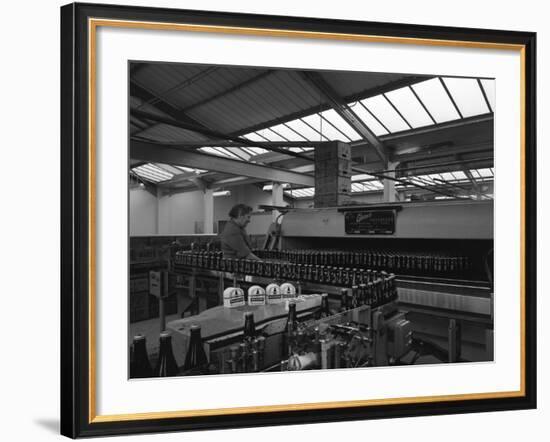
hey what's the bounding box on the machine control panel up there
[344,210,396,235]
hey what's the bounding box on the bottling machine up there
[163,199,493,375]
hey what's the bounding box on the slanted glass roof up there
[176,166,206,174]
[302,114,344,142]
[284,119,327,141]
[200,146,242,160]
[133,75,495,187]
[384,86,434,128]
[352,173,376,181]
[319,109,361,141]
[398,168,494,191]
[361,95,410,132]
[411,78,461,123]
[132,163,174,183]
[199,146,250,161]
[480,79,495,112]
[349,102,389,136]
[441,77,490,118]
[239,76,494,154]
[243,132,267,143]
[285,187,315,198]
[256,128,287,142]
[268,123,308,142]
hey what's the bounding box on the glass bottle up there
[318,293,331,318]
[243,312,256,340]
[282,302,298,358]
[339,288,348,312]
[155,331,179,377]
[183,325,208,373]
[130,334,152,378]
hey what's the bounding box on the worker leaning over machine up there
[219,204,261,261]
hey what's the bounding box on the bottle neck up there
[288,305,297,322]
[244,317,255,337]
[189,328,202,344]
[159,337,172,354]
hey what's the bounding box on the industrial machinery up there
[160,199,494,376]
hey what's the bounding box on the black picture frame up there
[61,2,537,438]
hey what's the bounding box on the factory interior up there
[128,61,494,377]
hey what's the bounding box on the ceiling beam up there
[181,70,274,113]
[130,109,314,162]
[131,140,315,187]
[135,67,218,110]
[130,81,219,140]
[299,71,387,162]
[392,141,493,163]
[136,141,323,149]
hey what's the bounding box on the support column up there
[272,182,284,221]
[155,187,162,234]
[203,188,214,234]
[383,161,399,203]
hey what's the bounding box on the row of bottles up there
[130,325,208,378]
[339,272,398,311]
[254,249,472,277]
[175,250,394,288]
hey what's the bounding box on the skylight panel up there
[348,102,389,136]
[200,146,231,158]
[290,189,305,197]
[480,79,496,112]
[133,163,173,183]
[476,168,493,178]
[212,147,240,159]
[269,123,308,142]
[242,132,267,142]
[302,114,345,141]
[442,77,490,117]
[469,169,481,179]
[139,164,173,180]
[352,173,375,181]
[285,118,328,141]
[412,78,461,123]
[451,171,467,180]
[244,146,269,155]
[427,173,444,181]
[352,183,363,192]
[319,109,362,141]
[176,166,206,174]
[411,174,436,186]
[384,87,434,128]
[370,181,384,189]
[256,128,286,142]
[439,172,455,181]
[361,95,410,133]
[239,147,259,157]
[200,146,250,161]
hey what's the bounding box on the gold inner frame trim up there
[87,18,527,424]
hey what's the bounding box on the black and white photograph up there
[128,62,496,378]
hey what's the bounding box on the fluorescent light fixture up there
[213,190,231,197]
